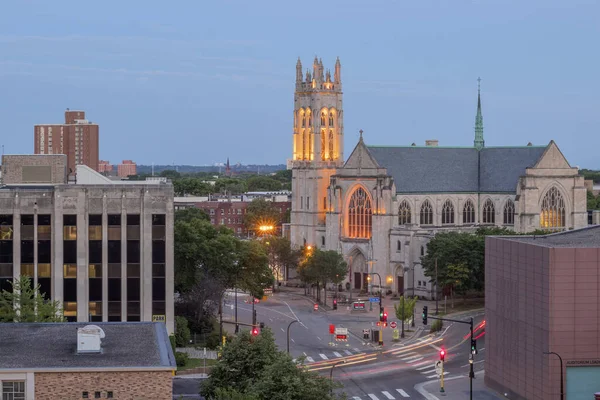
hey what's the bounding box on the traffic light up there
[422,306,428,325]
[382,310,388,323]
[333,298,338,310]
[379,306,384,322]
[251,326,259,336]
[471,339,477,355]
[440,348,446,362]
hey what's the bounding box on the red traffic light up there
[440,348,446,361]
[252,327,259,336]
[383,312,388,322]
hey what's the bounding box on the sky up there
[1,0,599,167]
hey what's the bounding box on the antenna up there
[152,163,154,177]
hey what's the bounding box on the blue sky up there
[1,0,598,167]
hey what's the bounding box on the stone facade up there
[1,154,67,185]
[34,371,173,400]
[290,57,587,298]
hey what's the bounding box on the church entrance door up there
[397,276,404,296]
[354,272,361,290]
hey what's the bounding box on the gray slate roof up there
[0,322,176,370]
[500,225,600,248]
[367,145,546,193]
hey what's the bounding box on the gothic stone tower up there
[290,56,344,248]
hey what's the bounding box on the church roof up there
[366,145,546,193]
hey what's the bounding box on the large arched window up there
[420,200,433,225]
[442,199,455,225]
[398,199,411,225]
[329,112,334,127]
[483,199,495,224]
[463,199,475,224]
[320,131,326,161]
[540,187,565,229]
[321,112,326,126]
[329,130,334,159]
[503,199,515,225]
[347,187,372,238]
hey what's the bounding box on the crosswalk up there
[350,388,412,399]
[388,348,451,380]
[295,347,364,364]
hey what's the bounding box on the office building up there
[117,160,137,177]
[34,109,100,173]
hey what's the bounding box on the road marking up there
[269,318,273,322]
[400,355,421,361]
[291,339,295,343]
[382,391,395,399]
[319,354,328,360]
[480,347,485,351]
[412,360,429,367]
[283,301,307,328]
[306,356,314,362]
[281,328,285,332]
[420,368,436,374]
[368,394,380,400]
[353,347,361,353]
[396,389,410,397]
[461,359,485,368]
[428,342,442,351]
[416,365,433,371]
[317,337,322,341]
[426,372,449,378]
[333,351,342,357]
[344,350,353,356]
[406,357,424,364]
[353,397,361,400]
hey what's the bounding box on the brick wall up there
[35,371,173,400]
[1,154,67,184]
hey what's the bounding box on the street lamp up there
[330,360,346,395]
[543,351,564,400]
[287,320,299,354]
[366,259,377,311]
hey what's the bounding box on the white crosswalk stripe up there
[400,354,421,361]
[319,354,328,360]
[412,360,429,368]
[368,394,380,400]
[345,350,353,356]
[352,397,361,400]
[396,389,410,398]
[416,364,433,371]
[306,356,314,363]
[406,357,424,364]
[382,390,395,399]
[426,372,449,379]
[333,351,342,357]
[420,367,436,374]
[353,347,361,353]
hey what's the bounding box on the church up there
[289,56,587,299]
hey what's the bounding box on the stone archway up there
[348,250,368,290]
[393,264,405,296]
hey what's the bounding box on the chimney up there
[77,325,105,354]
[425,140,439,147]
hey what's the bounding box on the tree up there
[264,237,300,283]
[588,190,599,210]
[214,178,248,195]
[200,328,343,400]
[176,207,210,223]
[246,176,283,192]
[243,198,282,232]
[394,296,418,329]
[0,276,65,322]
[301,249,347,306]
[443,263,471,308]
[174,316,191,347]
[236,240,273,299]
[173,177,213,196]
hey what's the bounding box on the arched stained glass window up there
[321,112,326,126]
[329,112,334,127]
[463,199,475,224]
[328,130,334,160]
[320,130,326,160]
[398,200,411,225]
[503,199,515,225]
[540,187,565,229]
[420,200,433,225]
[442,199,454,225]
[483,199,495,224]
[347,187,372,239]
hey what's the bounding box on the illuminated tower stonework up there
[290,56,344,248]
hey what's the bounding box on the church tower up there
[290,56,344,248]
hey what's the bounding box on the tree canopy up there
[0,276,65,322]
[200,328,344,400]
[244,198,285,231]
[298,249,347,305]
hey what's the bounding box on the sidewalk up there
[416,371,503,400]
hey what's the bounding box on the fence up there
[176,348,218,359]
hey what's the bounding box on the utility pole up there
[234,285,239,334]
[435,258,439,315]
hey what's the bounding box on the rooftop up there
[0,322,175,371]
[496,225,600,248]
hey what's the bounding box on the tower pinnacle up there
[474,77,484,150]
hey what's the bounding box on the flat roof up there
[495,225,600,248]
[0,322,175,370]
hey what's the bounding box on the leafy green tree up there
[176,207,210,223]
[264,237,300,283]
[175,316,192,347]
[211,388,259,400]
[394,296,418,329]
[174,177,213,196]
[244,198,282,232]
[200,328,343,400]
[0,276,65,322]
[236,240,273,299]
[246,176,283,192]
[587,190,599,210]
[160,169,181,179]
[301,249,347,306]
[443,263,471,308]
[214,178,248,195]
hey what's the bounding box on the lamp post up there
[543,351,564,400]
[366,259,377,311]
[287,320,299,354]
[330,360,346,395]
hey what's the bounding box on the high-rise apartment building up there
[118,160,137,177]
[34,109,100,173]
[98,160,113,174]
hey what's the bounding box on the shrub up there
[175,351,189,367]
[430,319,443,333]
[175,316,191,347]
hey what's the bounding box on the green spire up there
[474,77,484,150]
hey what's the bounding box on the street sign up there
[329,324,336,334]
[393,329,399,340]
[390,321,397,329]
[352,301,367,311]
[334,327,348,335]
[369,297,380,303]
[435,361,442,376]
[363,329,370,339]
[264,287,273,295]
[152,315,165,323]
[314,303,319,311]
[335,334,348,341]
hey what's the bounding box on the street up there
[175,289,495,400]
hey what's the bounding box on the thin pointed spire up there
[474,77,485,150]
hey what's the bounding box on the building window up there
[329,112,334,126]
[503,199,515,225]
[321,236,325,246]
[347,187,372,239]
[210,209,215,215]
[463,199,475,224]
[323,197,327,210]
[321,112,326,126]
[2,381,25,399]
[441,200,455,225]
[398,200,411,225]
[482,199,495,224]
[397,240,401,252]
[300,196,303,210]
[420,200,433,225]
[82,392,89,399]
[306,197,310,210]
[540,186,566,229]
[421,246,425,256]
[107,392,114,399]
[95,391,101,398]
[221,209,224,215]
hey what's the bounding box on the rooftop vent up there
[77,325,106,354]
[411,143,416,147]
[425,140,439,147]
[527,142,533,146]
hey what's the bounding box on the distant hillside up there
[137,164,287,175]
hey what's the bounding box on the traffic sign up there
[369,297,380,303]
[435,361,442,376]
[352,301,366,311]
[329,324,336,334]
[390,321,397,329]
[314,303,319,311]
[334,327,348,335]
